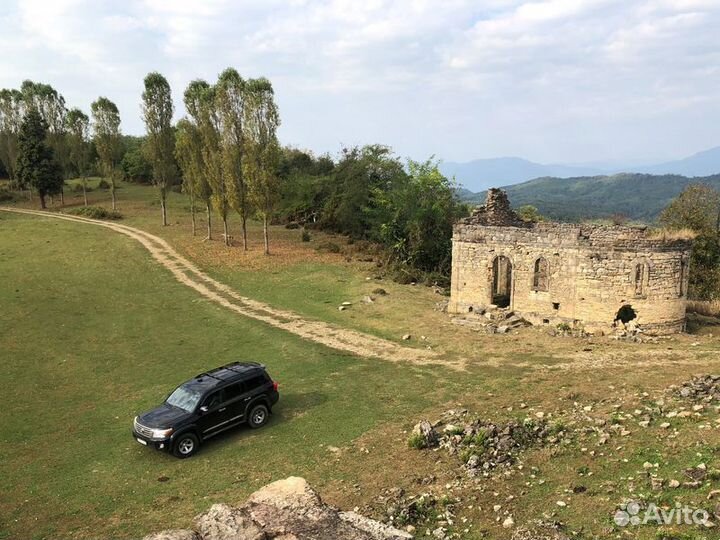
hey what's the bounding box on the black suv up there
[132,362,279,458]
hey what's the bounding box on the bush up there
[407,433,427,450]
[301,229,311,242]
[316,241,340,253]
[0,189,15,202]
[285,222,300,230]
[71,183,93,193]
[68,206,122,220]
[96,179,110,189]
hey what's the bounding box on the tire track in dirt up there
[1,207,444,366]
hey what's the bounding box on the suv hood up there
[138,403,192,428]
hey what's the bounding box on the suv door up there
[219,381,248,426]
[196,389,231,438]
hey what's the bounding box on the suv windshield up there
[166,385,202,412]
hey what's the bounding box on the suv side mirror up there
[199,406,209,414]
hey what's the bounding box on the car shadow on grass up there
[187,390,328,457]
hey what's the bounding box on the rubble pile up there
[371,489,459,540]
[672,375,720,402]
[409,410,567,474]
[451,306,531,334]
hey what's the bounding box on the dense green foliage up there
[15,109,63,208]
[68,205,123,220]
[659,184,720,300]
[461,173,720,222]
[277,146,468,279]
[120,136,152,182]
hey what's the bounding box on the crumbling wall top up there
[460,187,529,227]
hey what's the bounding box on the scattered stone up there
[372,288,388,296]
[143,531,202,540]
[362,295,375,304]
[342,301,353,306]
[669,479,681,488]
[338,305,348,311]
[402,334,412,341]
[503,516,515,528]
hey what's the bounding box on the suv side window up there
[223,382,244,402]
[202,390,223,410]
[244,373,268,392]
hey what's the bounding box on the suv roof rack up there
[194,361,265,382]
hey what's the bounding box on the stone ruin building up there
[449,188,693,334]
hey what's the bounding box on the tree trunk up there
[60,188,64,206]
[206,203,212,240]
[241,215,248,251]
[111,180,117,210]
[223,217,230,246]
[82,177,88,206]
[263,215,269,255]
[160,189,167,226]
[190,193,196,236]
[39,194,46,209]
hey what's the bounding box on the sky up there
[1,0,719,165]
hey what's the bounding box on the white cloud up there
[0,0,718,162]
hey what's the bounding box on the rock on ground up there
[144,477,412,540]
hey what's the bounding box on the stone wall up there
[449,191,693,334]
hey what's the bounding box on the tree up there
[91,97,123,210]
[141,72,177,226]
[376,158,465,276]
[16,109,63,209]
[243,78,280,254]
[516,205,544,223]
[176,119,203,236]
[216,68,249,249]
[21,81,69,203]
[195,81,233,245]
[0,89,23,185]
[182,80,216,240]
[65,108,91,206]
[659,183,720,299]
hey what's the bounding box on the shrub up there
[407,433,427,450]
[556,322,571,332]
[301,229,311,242]
[0,189,14,202]
[316,241,341,253]
[96,179,110,189]
[71,183,93,193]
[68,206,122,220]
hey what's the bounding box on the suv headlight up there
[151,427,174,439]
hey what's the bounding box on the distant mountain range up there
[441,146,720,192]
[460,172,720,222]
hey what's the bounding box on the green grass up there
[0,212,491,539]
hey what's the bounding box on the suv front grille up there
[134,419,154,438]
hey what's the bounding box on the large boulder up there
[146,477,412,540]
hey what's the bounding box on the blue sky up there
[1,0,718,164]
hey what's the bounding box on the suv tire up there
[248,404,269,429]
[173,432,199,458]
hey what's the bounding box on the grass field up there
[2,182,720,539]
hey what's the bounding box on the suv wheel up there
[173,432,199,458]
[248,404,269,429]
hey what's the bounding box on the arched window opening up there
[533,257,549,292]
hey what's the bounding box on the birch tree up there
[65,108,91,206]
[141,72,176,226]
[91,97,122,210]
[243,78,281,255]
[216,68,249,249]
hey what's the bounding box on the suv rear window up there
[244,374,268,391]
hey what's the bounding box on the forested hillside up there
[461,173,720,222]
